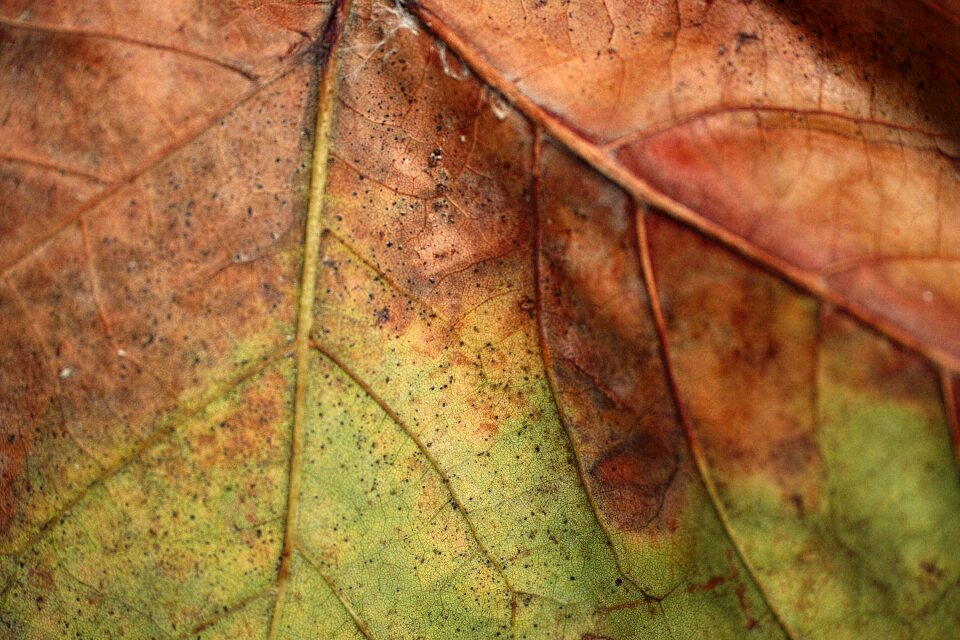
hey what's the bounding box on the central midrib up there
[267,0,353,637]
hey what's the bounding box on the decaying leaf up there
[1,0,958,638]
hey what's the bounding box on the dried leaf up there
[1,0,958,638]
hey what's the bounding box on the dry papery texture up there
[0,0,958,638]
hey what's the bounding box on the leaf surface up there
[1,0,959,638]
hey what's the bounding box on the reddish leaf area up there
[0,1,331,546]
[414,0,960,369]
[0,2,328,270]
[646,212,823,485]
[536,144,688,536]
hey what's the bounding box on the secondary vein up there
[635,209,797,640]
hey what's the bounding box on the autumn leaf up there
[1,0,959,638]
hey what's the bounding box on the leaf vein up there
[409,2,960,371]
[0,16,260,80]
[0,346,290,561]
[297,547,376,640]
[0,62,310,277]
[268,0,352,636]
[312,341,519,630]
[635,208,798,639]
[173,587,274,640]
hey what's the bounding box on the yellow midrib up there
[267,1,353,637]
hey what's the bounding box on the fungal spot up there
[518,296,535,317]
[735,31,760,52]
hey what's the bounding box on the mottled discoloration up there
[2,359,294,638]
[650,212,960,636]
[416,0,960,368]
[647,213,824,490]
[300,3,725,635]
[535,144,688,537]
[0,282,54,534]
[2,0,960,637]
[534,144,784,631]
[0,10,324,555]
